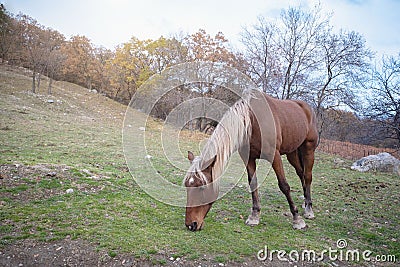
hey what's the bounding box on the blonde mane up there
[184,94,252,188]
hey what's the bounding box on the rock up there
[395,165,400,176]
[46,172,57,177]
[66,188,74,194]
[351,152,400,174]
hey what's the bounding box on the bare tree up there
[366,54,400,148]
[241,5,329,99]
[241,5,373,140]
[316,31,372,109]
[240,16,281,94]
[311,30,373,136]
[277,5,329,99]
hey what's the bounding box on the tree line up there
[1,4,399,149]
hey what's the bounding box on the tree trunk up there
[32,72,36,93]
[48,78,53,95]
[37,72,41,90]
[87,76,92,90]
[394,108,400,148]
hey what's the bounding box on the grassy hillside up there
[0,65,399,266]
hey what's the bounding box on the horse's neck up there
[202,101,251,181]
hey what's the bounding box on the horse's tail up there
[309,105,320,149]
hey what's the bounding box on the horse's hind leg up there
[244,158,260,226]
[273,151,306,229]
[286,150,305,194]
[300,141,316,219]
[287,150,314,219]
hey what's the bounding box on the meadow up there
[0,66,399,266]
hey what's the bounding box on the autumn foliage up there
[0,6,241,105]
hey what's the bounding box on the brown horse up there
[183,90,318,231]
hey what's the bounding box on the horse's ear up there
[188,151,195,163]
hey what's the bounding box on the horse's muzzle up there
[187,221,198,231]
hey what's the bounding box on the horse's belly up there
[278,115,309,154]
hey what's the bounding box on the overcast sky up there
[3,0,400,57]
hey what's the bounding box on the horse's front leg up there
[245,158,260,226]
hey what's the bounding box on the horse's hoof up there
[245,215,260,226]
[304,207,315,219]
[293,218,307,230]
[304,210,315,220]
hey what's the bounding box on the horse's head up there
[184,151,217,231]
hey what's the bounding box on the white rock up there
[351,152,400,174]
[66,188,74,194]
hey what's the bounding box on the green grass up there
[0,66,399,266]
